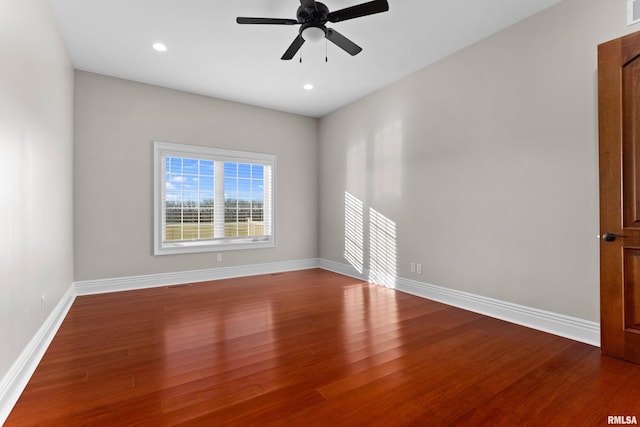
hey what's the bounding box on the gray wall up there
[319,0,637,322]
[74,71,318,281]
[0,0,74,377]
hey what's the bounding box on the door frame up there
[598,30,640,363]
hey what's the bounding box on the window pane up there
[200,160,214,176]
[252,164,264,179]
[165,224,182,241]
[183,192,198,203]
[238,163,251,178]
[224,162,237,176]
[251,180,264,200]
[165,205,181,224]
[199,206,213,223]
[200,176,213,191]
[182,224,198,239]
[183,158,198,175]
[252,209,263,222]
[225,177,237,194]
[236,192,249,204]
[238,179,251,198]
[199,224,214,238]
[225,203,237,222]
[200,193,213,204]
[169,157,182,174]
[166,172,182,186]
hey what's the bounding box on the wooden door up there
[599,30,640,364]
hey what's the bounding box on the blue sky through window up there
[165,157,214,204]
[165,157,265,203]
[223,162,264,202]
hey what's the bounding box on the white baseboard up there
[74,258,320,295]
[0,285,76,426]
[319,259,600,347]
[396,276,600,347]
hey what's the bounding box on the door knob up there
[603,233,617,242]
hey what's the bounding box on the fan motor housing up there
[297,2,329,23]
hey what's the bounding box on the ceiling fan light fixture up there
[301,26,325,42]
[236,0,389,60]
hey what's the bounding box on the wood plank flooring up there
[6,269,640,426]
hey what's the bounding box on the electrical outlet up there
[40,295,46,313]
[416,264,423,274]
[410,262,416,273]
[217,253,223,262]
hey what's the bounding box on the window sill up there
[154,238,275,256]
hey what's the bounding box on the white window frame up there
[154,141,276,255]
[630,0,640,25]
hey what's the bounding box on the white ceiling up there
[49,0,563,118]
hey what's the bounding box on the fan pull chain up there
[325,39,328,62]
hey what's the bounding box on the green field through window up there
[165,222,265,241]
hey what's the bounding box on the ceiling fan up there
[236,0,389,60]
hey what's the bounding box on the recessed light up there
[152,42,167,52]
[303,84,314,90]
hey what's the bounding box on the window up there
[154,141,275,255]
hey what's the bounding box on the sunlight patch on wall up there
[347,138,366,196]
[369,207,397,288]
[373,121,403,201]
[345,191,364,274]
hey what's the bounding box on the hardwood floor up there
[6,269,640,426]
